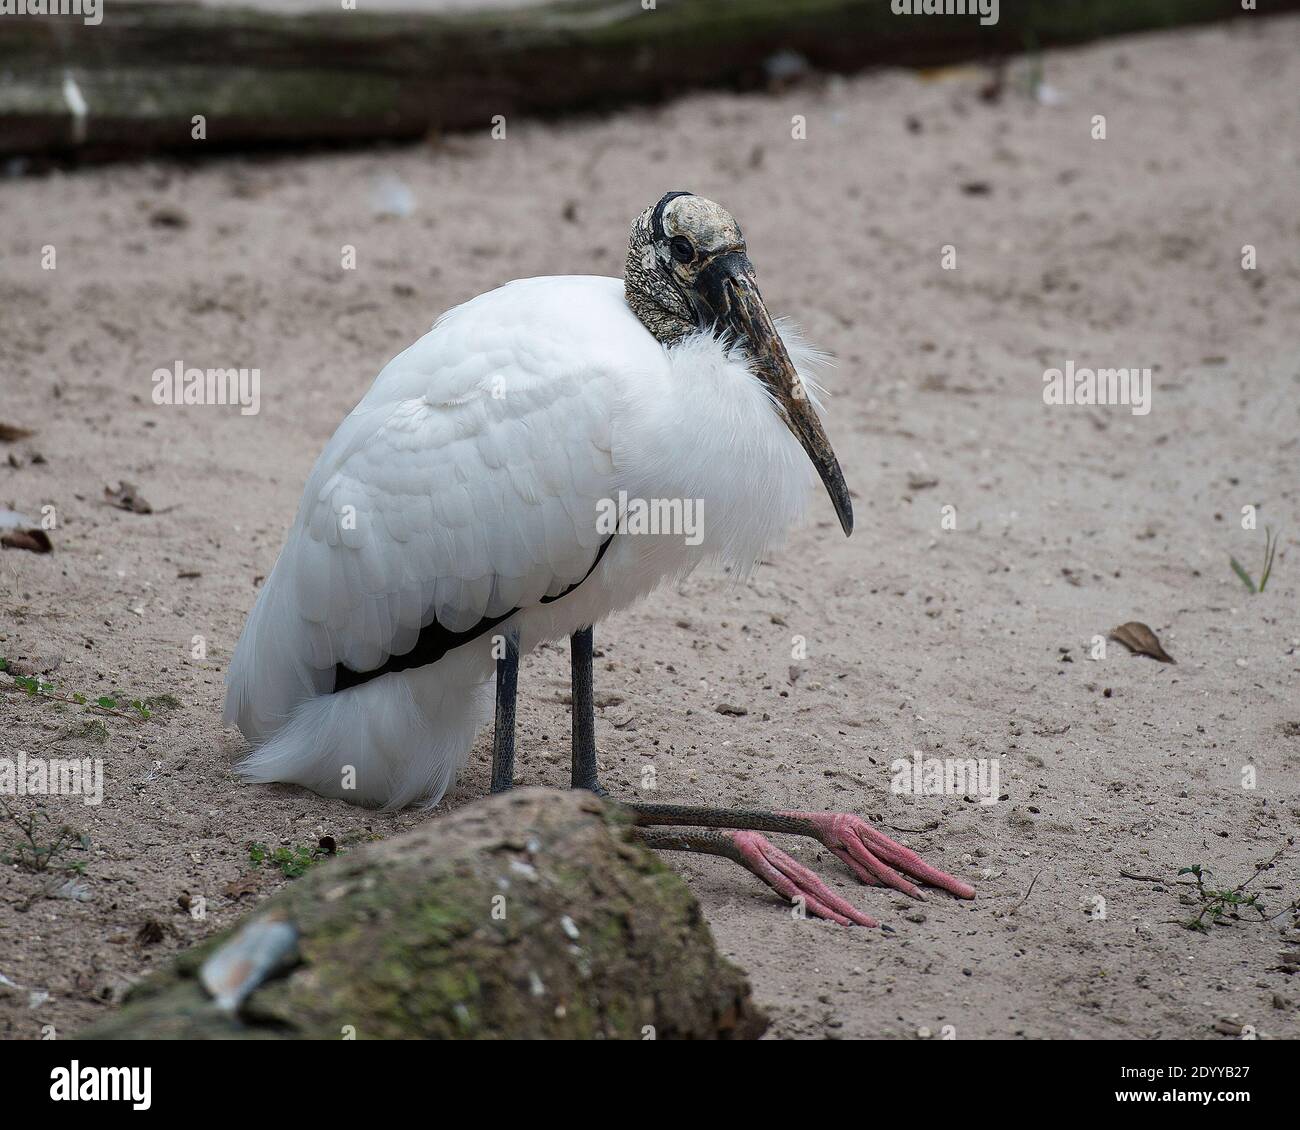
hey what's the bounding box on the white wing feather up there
[225,276,653,741]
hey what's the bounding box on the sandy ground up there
[2,18,1298,1041]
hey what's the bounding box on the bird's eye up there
[669,236,695,264]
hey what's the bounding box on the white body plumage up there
[224,275,828,808]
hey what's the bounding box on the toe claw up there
[786,811,976,901]
[731,831,879,928]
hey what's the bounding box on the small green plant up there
[1175,855,1279,932]
[1230,526,1279,594]
[247,840,334,879]
[0,797,89,874]
[0,657,152,721]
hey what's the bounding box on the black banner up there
[1,1037,1289,1115]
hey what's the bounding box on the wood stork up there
[224,191,973,925]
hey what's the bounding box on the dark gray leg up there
[490,628,520,793]
[570,625,604,794]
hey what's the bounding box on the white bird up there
[224,192,972,925]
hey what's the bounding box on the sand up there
[1,17,1298,1040]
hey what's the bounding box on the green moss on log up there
[82,788,767,1040]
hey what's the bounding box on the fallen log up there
[80,787,767,1040]
[1,0,1293,161]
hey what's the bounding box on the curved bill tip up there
[810,444,853,537]
[696,260,856,538]
[830,476,854,537]
[780,394,854,538]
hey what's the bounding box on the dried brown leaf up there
[135,918,168,946]
[150,206,190,229]
[0,528,52,554]
[104,481,153,514]
[223,873,260,901]
[4,655,62,678]
[1110,621,1175,664]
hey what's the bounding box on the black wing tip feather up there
[331,536,615,692]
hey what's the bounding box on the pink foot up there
[730,830,879,927]
[784,812,976,901]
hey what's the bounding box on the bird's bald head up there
[654,192,746,265]
[625,191,746,345]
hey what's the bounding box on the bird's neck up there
[624,244,694,347]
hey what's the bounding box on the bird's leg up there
[490,627,520,793]
[626,802,974,925]
[569,625,606,795]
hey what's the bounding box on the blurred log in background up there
[2,0,1295,161]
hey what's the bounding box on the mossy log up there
[0,0,1293,160]
[80,788,766,1040]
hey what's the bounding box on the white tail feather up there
[234,666,493,810]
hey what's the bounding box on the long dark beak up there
[692,252,854,536]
